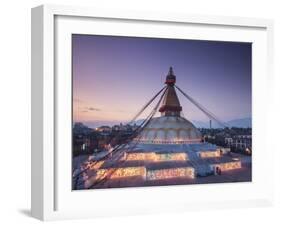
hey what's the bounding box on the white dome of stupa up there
[137,116,202,144]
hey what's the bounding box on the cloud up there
[87,107,101,111]
[79,106,101,113]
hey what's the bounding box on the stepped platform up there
[76,143,245,189]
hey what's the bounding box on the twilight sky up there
[72,34,252,128]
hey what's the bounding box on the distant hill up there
[134,117,251,128]
[226,117,252,128]
[191,117,252,128]
[79,117,252,129]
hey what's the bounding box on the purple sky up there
[72,34,252,128]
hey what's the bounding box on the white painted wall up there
[0,0,280,225]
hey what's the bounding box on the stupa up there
[137,67,202,145]
[78,67,242,189]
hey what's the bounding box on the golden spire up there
[159,67,182,116]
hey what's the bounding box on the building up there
[137,68,201,144]
[225,134,252,153]
[95,126,112,134]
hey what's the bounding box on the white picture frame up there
[31,4,274,221]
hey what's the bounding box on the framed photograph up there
[31,4,274,220]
